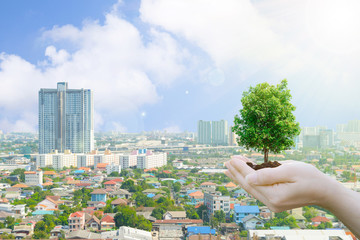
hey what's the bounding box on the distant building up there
[24,170,43,186]
[39,82,94,154]
[233,205,260,224]
[106,163,121,175]
[91,189,107,202]
[136,150,167,169]
[197,120,228,145]
[197,120,212,145]
[204,192,230,216]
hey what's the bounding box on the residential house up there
[111,198,129,208]
[100,215,115,230]
[163,211,187,220]
[225,182,237,191]
[0,203,26,216]
[200,182,217,191]
[233,205,260,224]
[85,215,101,231]
[103,180,117,189]
[311,216,331,227]
[242,214,265,229]
[13,221,36,237]
[101,226,152,240]
[90,189,107,202]
[152,219,203,232]
[35,196,63,211]
[69,212,85,232]
[188,191,204,205]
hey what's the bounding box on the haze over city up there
[1,0,360,133]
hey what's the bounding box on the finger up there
[246,164,295,186]
[224,170,238,185]
[231,155,253,163]
[226,161,270,206]
[229,158,254,177]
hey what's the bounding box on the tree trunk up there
[264,148,269,163]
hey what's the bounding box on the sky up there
[1,0,360,133]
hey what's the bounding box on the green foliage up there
[173,182,181,193]
[214,210,226,223]
[134,192,155,207]
[121,180,142,192]
[233,79,300,162]
[216,186,230,196]
[184,205,200,219]
[114,205,152,231]
[196,204,209,222]
[10,168,25,182]
[32,230,49,239]
[109,171,120,177]
[264,215,298,229]
[303,206,318,222]
[0,233,15,239]
[151,206,167,220]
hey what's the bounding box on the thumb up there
[245,165,293,186]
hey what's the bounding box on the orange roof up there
[70,212,83,218]
[12,183,29,188]
[101,215,115,223]
[144,168,158,172]
[230,203,234,209]
[112,178,123,182]
[43,171,56,175]
[225,182,237,188]
[104,180,117,185]
[42,182,53,186]
[96,163,108,168]
[162,170,172,174]
[24,171,36,174]
[154,219,203,224]
[201,182,216,186]
[189,191,204,198]
[311,216,330,222]
[79,167,91,171]
[195,203,204,209]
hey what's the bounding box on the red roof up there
[311,216,330,222]
[104,180,117,185]
[96,163,108,168]
[162,170,172,174]
[76,183,92,187]
[112,178,124,182]
[101,215,115,223]
[195,203,204,209]
[70,212,83,218]
[230,203,235,210]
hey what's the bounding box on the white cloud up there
[163,125,181,133]
[0,5,186,133]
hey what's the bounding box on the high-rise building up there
[197,120,228,145]
[39,82,94,154]
[197,120,212,144]
[212,120,228,145]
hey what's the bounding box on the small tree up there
[233,79,300,162]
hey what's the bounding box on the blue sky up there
[1,0,360,133]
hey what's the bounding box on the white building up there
[77,154,95,168]
[36,154,53,168]
[119,154,138,169]
[106,163,122,175]
[204,191,230,215]
[101,226,152,240]
[52,152,76,170]
[24,170,43,186]
[136,150,167,169]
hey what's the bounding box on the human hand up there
[225,155,339,212]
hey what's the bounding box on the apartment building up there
[24,170,43,186]
[204,191,230,215]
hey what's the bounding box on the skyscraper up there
[197,120,228,145]
[197,120,212,144]
[39,82,94,154]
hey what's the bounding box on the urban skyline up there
[1,0,360,134]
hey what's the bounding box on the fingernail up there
[246,173,257,185]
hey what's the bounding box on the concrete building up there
[197,120,212,145]
[136,150,167,169]
[248,229,352,240]
[68,212,85,232]
[39,82,94,154]
[197,120,228,145]
[77,154,95,168]
[204,191,230,216]
[106,163,122,175]
[24,170,43,186]
[119,155,138,169]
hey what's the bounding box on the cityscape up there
[1,0,360,240]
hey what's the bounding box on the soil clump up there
[246,161,281,170]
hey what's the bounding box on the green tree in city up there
[232,79,300,162]
[32,230,49,239]
[184,205,200,219]
[10,168,25,182]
